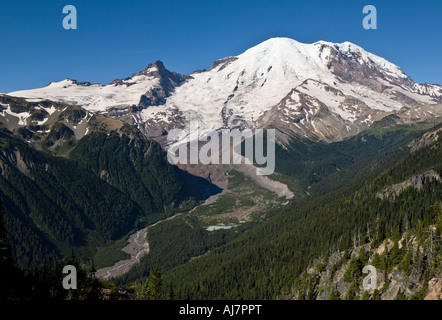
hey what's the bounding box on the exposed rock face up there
[408,125,442,153]
[135,60,189,108]
[0,95,65,115]
[209,56,238,71]
[0,94,132,154]
[425,277,442,300]
[285,236,437,300]
[319,42,414,95]
[256,80,386,142]
[0,149,30,178]
[377,170,441,200]
[43,122,75,148]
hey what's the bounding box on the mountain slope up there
[0,128,141,268]
[159,123,442,299]
[0,95,220,270]
[272,123,430,197]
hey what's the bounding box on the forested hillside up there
[159,124,442,299]
[287,201,442,300]
[0,108,219,270]
[273,124,429,197]
[1,95,441,300]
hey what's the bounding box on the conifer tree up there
[0,202,21,300]
[143,265,162,300]
[167,282,175,300]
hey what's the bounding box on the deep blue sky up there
[1,0,441,92]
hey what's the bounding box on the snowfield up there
[7,37,442,140]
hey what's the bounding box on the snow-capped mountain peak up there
[136,38,440,139]
[8,60,186,113]
[7,37,442,143]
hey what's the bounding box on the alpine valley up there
[1,37,441,300]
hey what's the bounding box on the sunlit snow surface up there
[8,38,440,136]
[9,75,160,113]
[158,38,435,130]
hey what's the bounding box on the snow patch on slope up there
[9,76,160,113]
